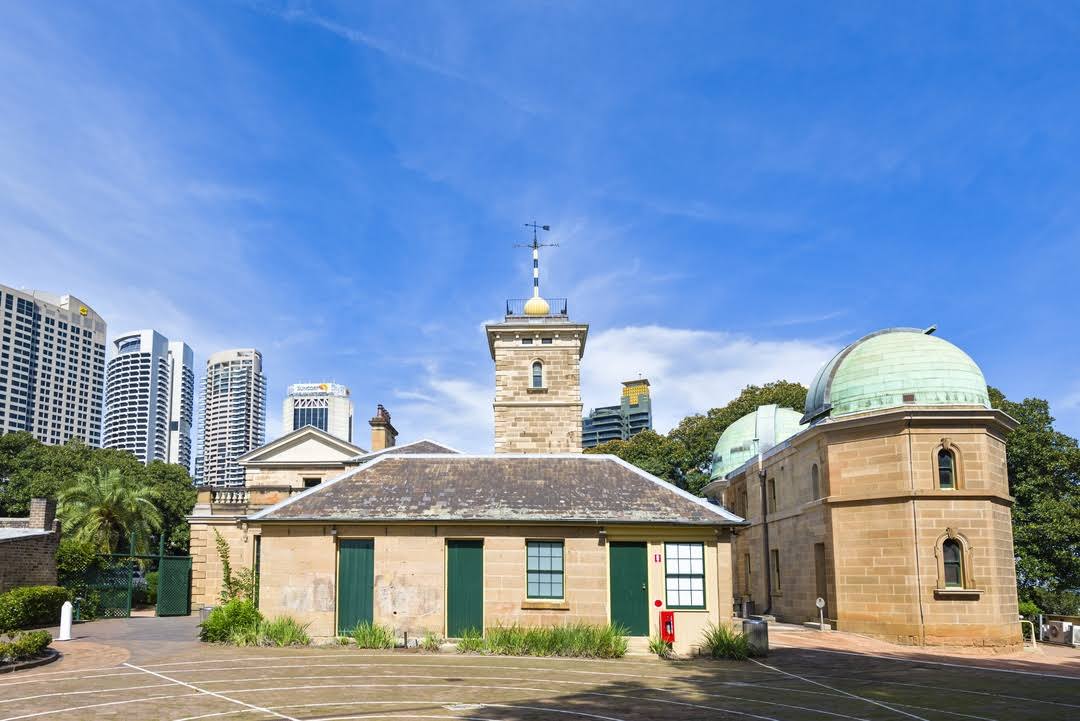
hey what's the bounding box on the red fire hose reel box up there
[660,611,675,643]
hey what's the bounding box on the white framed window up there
[664,542,705,609]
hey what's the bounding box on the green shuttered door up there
[610,541,649,636]
[446,540,483,637]
[337,539,374,635]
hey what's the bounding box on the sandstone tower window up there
[665,542,705,608]
[934,529,978,595]
[531,361,544,389]
[743,552,752,595]
[527,540,564,599]
[943,539,963,588]
[938,448,956,489]
[767,478,776,513]
[770,548,782,592]
[811,463,820,500]
[521,338,533,345]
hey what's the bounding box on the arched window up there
[531,361,543,389]
[938,449,956,489]
[942,539,963,588]
[811,464,820,500]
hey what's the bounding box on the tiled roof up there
[253,454,741,526]
[349,439,461,463]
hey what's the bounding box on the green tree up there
[144,461,197,553]
[588,431,693,487]
[57,467,163,554]
[586,381,808,494]
[989,387,1080,614]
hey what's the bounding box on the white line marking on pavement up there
[123,662,300,721]
[752,658,930,721]
[772,644,1080,681]
[0,692,199,720]
[0,681,175,705]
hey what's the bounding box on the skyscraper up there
[0,285,107,446]
[103,330,193,467]
[200,348,266,487]
[282,382,353,442]
[581,378,653,449]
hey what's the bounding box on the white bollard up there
[58,601,72,641]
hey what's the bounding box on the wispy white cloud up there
[381,324,836,452]
[582,326,838,433]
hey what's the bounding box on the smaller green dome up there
[803,327,990,424]
[709,405,804,482]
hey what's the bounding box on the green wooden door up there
[337,539,374,634]
[609,542,649,636]
[446,540,483,637]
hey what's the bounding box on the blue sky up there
[3,1,1079,453]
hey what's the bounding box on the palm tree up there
[58,467,163,554]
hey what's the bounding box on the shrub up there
[1018,600,1041,619]
[259,616,311,647]
[214,531,255,603]
[0,630,53,664]
[56,538,102,620]
[199,599,263,643]
[649,634,674,659]
[701,623,760,660]
[145,571,159,605]
[0,586,70,632]
[455,627,485,654]
[350,621,396,649]
[419,631,443,652]
[485,623,627,659]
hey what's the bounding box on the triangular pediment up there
[238,426,366,466]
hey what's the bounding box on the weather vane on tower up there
[515,222,558,311]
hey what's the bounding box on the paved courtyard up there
[1,616,1077,720]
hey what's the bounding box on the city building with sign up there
[282,382,353,443]
[0,284,106,446]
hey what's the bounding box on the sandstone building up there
[703,327,1021,647]
[188,249,739,654]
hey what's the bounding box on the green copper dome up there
[709,404,804,481]
[802,327,990,424]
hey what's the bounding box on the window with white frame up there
[664,542,705,609]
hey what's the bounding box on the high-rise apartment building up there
[282,382,353,442]
[0,285,106,446]
[581,378,653,449]
[199,349,266,487]
[103,330,193,467]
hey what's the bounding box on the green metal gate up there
[84,559,135,619]
[156,556,192,616]
[337,539,374,634]
[446,540,483,637]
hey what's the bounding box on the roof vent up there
[923,325,937,335]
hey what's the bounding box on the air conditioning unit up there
[1044,620,1073,645]
[1070,625,1080,648]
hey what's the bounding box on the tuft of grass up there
[700,623,761,660]
[455,627,486,654]
[419,631,443,652]
[485,623,627,658]
[259,616,311,647]
[648,634,674,659]
[199,600,263,644]
[350,621,396,649]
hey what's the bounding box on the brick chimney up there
[28,498,56,532]
[369,404,398,451]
